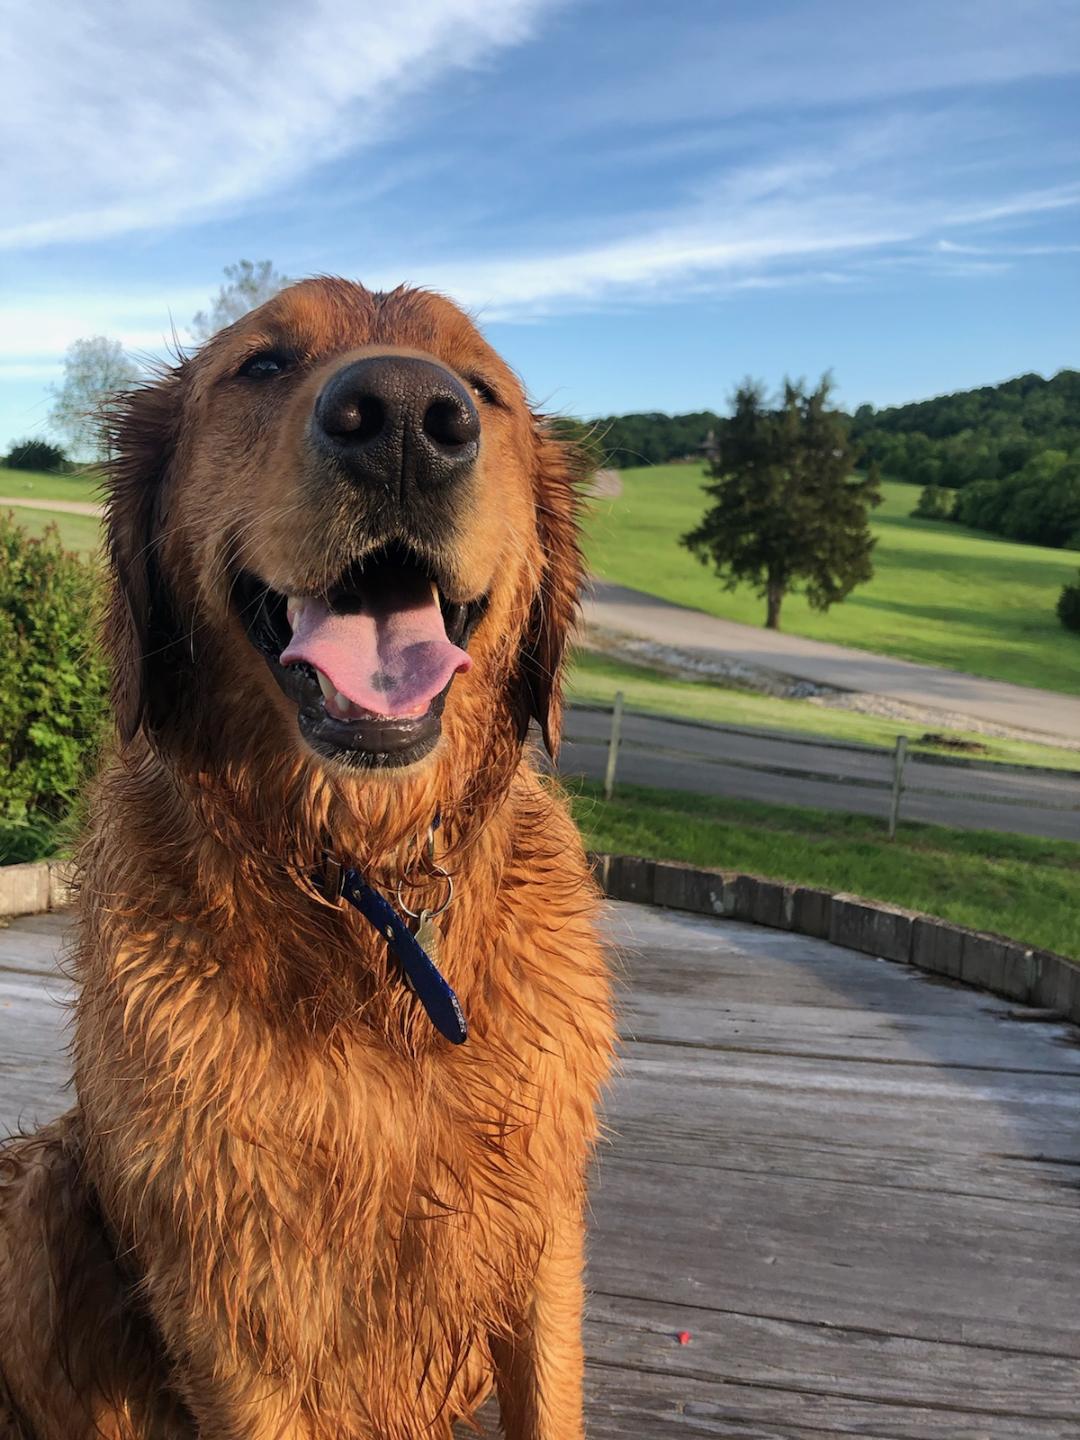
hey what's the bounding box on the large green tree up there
[683,377,881,631]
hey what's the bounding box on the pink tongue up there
[279,573,471,719]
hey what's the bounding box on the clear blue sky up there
[3,0,1078,450]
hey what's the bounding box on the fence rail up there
[570,694,1079,837]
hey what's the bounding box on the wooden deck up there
[2,904,1079,1437]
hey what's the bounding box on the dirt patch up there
[587,469,622,499]
[917,732,989,755]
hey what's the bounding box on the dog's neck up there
[83,725,561,1049]
[126,715,526,909]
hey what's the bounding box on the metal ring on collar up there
[395,867,454,920]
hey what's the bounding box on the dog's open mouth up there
[234,543,487,768]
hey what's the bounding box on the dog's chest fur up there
[77,890,606,1430]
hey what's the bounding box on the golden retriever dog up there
[0,280,615,1438]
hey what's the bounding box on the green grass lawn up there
[0,465,103,505]
[571,779,1080,960]
[584,466,1080,695]
[6,506,103,556]
[566,649,1080,770]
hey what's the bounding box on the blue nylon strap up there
[339,869,468,1045]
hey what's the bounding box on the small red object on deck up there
[677,1330,692,1345]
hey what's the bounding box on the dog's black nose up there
[312,355,480,492]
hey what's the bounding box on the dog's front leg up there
[492,1204,588,1440]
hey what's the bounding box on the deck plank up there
[2,904,1079,1438]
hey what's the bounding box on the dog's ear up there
[514,419,588,757]
[102,369,184,744]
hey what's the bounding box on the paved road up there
[561,705,1080,839]
[4,906,1079,1437]
[584,580,1080,742]
[0,495,101,516]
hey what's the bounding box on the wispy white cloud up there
[936,237,1080,257]
[392,217,901,318]
[3,166,1077,367]
[363,173,1080,321]
[947,185,1080,229]
[1,0,554,249]
[3,0,1078,386]
[0,362,64,382]
[0,291,207,361]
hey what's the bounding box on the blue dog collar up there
[319,854,467,1045]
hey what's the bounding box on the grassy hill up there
[0,467,103,554]
[0,465,102,505]
[583,465,1080,695]
[7,507,101,555]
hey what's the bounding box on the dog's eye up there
[237,351,291,380]
[467,374,499,406]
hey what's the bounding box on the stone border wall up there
[0,861,74,918]
[590,853,1080,1025]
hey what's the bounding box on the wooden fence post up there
[887,735,908,840]
[604,691,624,801]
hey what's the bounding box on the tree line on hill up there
[590,369,1080,553]
[851,371,1080,550]
[589,410,722,468]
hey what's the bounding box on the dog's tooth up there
[331,690,353,719]
[316,670,336,702]
[430,580,440,606]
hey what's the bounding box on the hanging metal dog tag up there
[413,909,440,965]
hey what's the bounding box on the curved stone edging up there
[0,860,73,917]
[590,852,1080,1026]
